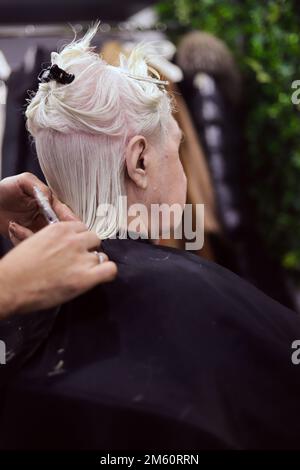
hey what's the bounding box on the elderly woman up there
[1,26,300,451]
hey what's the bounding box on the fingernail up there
[99,253,106,264]
[8,222,17,235]
[8,227,20,240]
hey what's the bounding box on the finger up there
[57,221,88,233]
[88,261,118,287]
[85,251,108,267]
[16,173,74,225]
[94,251,109,264]
[15,174,80,229]
[9,221,34,244]
[28,213,48,232]
[17,172,51,200]
[52,198,80,222]
[98,252,109,263]
[8,231,21,246]
[77,231,101,251]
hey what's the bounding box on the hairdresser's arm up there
[0,172,76,238]
[0,221,117,320]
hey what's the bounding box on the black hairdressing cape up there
[0,237,300,450]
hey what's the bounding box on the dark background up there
[0,0,156,23]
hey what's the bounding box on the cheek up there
[178,163,187,205]
[174,150,186,186]
[157,145,186,201]
[167,157,187,202]
[181,166,187,194]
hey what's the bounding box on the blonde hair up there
[26,24,172,238]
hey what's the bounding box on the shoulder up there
[102,236,206,286]
[101,238,295,321]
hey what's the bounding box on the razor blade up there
[33,185,59,224]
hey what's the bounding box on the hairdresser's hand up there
[0,221,117,319]
[0,172,78,238]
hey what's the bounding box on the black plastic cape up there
[1,237,300,450]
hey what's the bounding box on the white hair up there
[26,24,172,238]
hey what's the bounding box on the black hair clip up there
[38,64,75,85]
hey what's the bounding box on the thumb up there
[86,261,118,289]
[8,221,34,245]
[52,197,80,222]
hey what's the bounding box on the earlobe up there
[125,136,148,190]
[135,168,147,189]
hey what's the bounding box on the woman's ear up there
[125,135,148,190]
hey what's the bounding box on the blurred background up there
[0,0,300,310]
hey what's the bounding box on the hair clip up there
[38,64,75,85]
[121,71,169,87]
